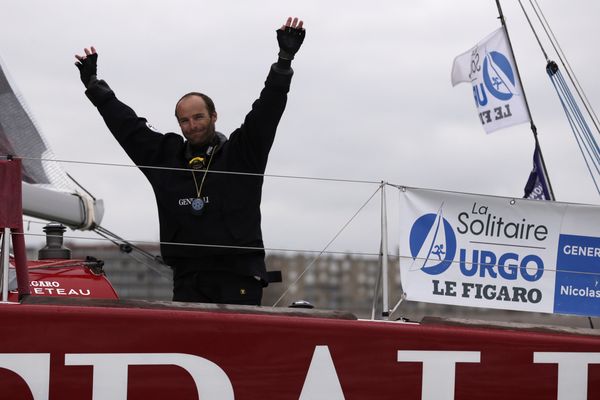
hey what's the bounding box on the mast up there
[495,0,556,200]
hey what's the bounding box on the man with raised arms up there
[75,17,305,305]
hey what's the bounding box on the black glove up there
[75,53,98,88]
[276,26,305,60]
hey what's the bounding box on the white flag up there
[451,28,530,134]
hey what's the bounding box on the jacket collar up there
[184,131,227,161]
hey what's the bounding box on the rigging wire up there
[553,69,600,165]
[18,231,383,258]
[12,153,390,286]
[524,0,600,137]
[12,228,600,280]
[547,66,600,195]
[517,0,600,196]
[516,0,548,61]
[10,151,391,292]
[93,225,173,280]
[530,0,600,134]
[14,155,381,186]
[21,217,173,279]
[272,184,383,307]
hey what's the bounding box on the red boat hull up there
[1,298,599,400]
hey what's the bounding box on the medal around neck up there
[191,198,205,216]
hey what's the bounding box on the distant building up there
[37,243,396,316]
[26,242,600,327]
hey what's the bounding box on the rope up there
[555,72,600,165]
[528,0,600,138]
[547,66,600,195]
[516,0,600,197]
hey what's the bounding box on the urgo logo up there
[409,207,457,275]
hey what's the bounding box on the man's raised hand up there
[74,47,98,88]
[277,17,305,61]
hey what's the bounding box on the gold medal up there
[189,145,217,216]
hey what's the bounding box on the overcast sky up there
[1,0,599,256]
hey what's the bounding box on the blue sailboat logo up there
[408,205,457,275]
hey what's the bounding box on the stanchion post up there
[380,182,389,319]
[0,159,30,300]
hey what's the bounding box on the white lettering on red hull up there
[65,353,234,400]
[300,345,345,399]
[534,352,600,400]
[397,351,480,400]
[32,287,91,296]
[0,354,50,399]
[1,349,599,399]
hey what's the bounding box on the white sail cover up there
[0,55,103,229]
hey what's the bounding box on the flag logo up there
[483,51,517,101]
[524,142,554,200]
[452,28,530,133]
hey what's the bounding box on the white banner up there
[451,28,530,134]
[399,187,600,317]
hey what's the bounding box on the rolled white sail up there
[22,182,104,230]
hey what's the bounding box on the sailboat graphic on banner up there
[410,205,445,271]
[408,203,456,275]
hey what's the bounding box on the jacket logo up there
[179,197,209,206]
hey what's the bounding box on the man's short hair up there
[175,92,216,119]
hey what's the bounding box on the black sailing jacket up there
[85,64,293,279]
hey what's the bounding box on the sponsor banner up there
[451,28,530,134]
[399,187,600,316]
